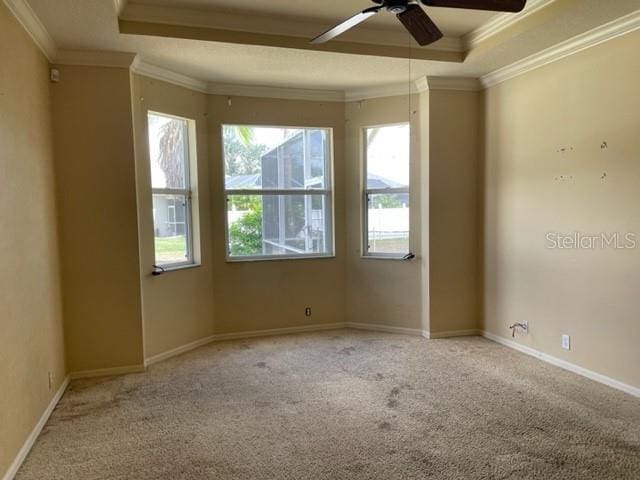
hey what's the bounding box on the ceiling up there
[130,0,499,36]
[25,0,640,92]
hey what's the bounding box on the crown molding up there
[344,80,427,102]
[3,0,57,61]
[131,58,432,103]
[464,0,555,49]
[113,0,127,16]
[427,76,482,92]
[130,57,433,102]
[132,58,345,101]
[55,49,137,68]
[208,83,344,102]
[481,9,640,89]
[130,58,209,93]
[415,76,429,94]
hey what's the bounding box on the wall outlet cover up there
[561,334,571,351]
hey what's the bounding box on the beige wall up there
[131,75,215,359]
[482,31,640,388]
[429,89,481,335]
[51,65,144,372]
[0,3,66,476]
[345,95,426,331]
[208,95,347,334]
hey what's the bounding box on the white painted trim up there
[481,9,640,88]
[146,323,433,366]
[426,76,482,92]
[345,322,428,338]
[212,323,346,342]
[2,376,70,480]
[3,0,57,61]
[345,79,428,102]
[145,335,216,367]
[464,0,555,49]
[70,364,146,380]
[113,0,127,16]
[429,329,481,339]
[208,82,344,102]
[55,50,137,68]
[128,60,477,102]
[482,331,640,398]
[131,61,432,102]
[414,76,429,94]
[130,58,209,93]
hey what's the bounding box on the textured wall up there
[429,89,482,335]
[51,65,144,372]
[208,95,347,334]
[483,31,640,388]
[0,3,66,476]
[131,75,215,359]
[345,95,426,332]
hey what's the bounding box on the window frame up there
[222,124,335,262]
[362,122,411,260]
[148,111,198,270]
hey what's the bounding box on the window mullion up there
[153,188,190,196]
[225,189,330,196]
[365,188,409,195]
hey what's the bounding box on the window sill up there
[361,255,412,261]
[226,254,335,263]
[151,263,201,275]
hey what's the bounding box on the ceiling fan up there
[311,0,527,47]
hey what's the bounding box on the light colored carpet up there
[17,330,640,479]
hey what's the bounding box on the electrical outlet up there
[48,371,53,390]
[523,321,529,333]
[305,307,312,317]
[561,334,571,351]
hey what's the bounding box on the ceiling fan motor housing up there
[384,0,410,14]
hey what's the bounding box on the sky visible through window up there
[367,124,410,187]
[148,114,171,188]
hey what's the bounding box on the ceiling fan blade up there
[397,5,443,46]
[311,6,382,44]
[420,0,527,13]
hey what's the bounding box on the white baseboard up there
[428,329,481,339]
[212,323,346,342]
[145,322,430,366]
[482,331,640,398]
[145,335,216,367]
[2,375,70,480]
[69,364,146,380]
[144,323,347,366]
[345,322,428,338]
